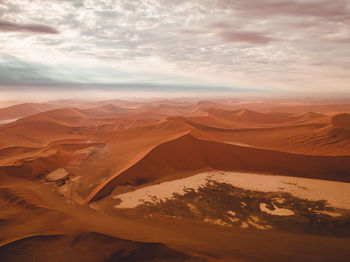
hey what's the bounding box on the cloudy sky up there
[0,0,349,99]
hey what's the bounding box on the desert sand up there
[0,98,350,262]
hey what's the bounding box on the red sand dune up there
[87,133,350,202]
[0,232,199,262]
[176,113,349,155]
[206,108,298,125]
[2,99,350,262]
[0,103,58,121]
[332,113,350,129]
[0,150,75,179]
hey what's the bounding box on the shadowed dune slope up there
[0,232,202,262]
[88,133,350,202]
[332,113,350,129]
[0,151,75,179]
[0,186,48,211]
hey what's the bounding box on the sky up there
[0,0,349,100]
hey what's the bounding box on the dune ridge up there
[87,133,350,202]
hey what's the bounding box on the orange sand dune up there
[1,99,350,262]
[0,232,200,262]
[272,102,350,114]
[16,108,88,126]
[82,104,132,118]
[0,103,59,121]
[174,112,348,155]
[201,119,350,156]
[0,109,98,148]
[87,133,350,202]
[0,186,49,210]
[332,113,350,129]
[172,108,328,131]
[0,120,90,148]
[0,150,75,179]
[206,108,299,125]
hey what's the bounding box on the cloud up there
[217,0,350,20]
[0,20,59,34]
[0,0,349,94]
[218,31,275,44]
[178,22,275,45]
[0,55,249,95]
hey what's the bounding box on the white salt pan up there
[114,171,350,209]
[260,203,295,216]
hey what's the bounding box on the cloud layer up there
[0,0,349,96]
[0,20,59,34]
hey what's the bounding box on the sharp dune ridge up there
[87,132,350,202]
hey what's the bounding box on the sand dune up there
[206,108,299,125]
[16,108,88,126]
[2,98,350,261]
[0,232,201,262]
[82,104,131,118]
[186,117,350,155]
[0,150,75,179]
[332,113,350,129]
[0,103,58,121]
[0,109,98,149]
[87,133,350,202]
[0,186,48,210]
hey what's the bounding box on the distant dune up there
[0,103,58,121]
[206,108,298,125]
